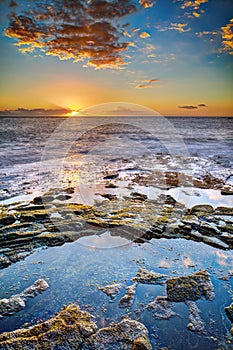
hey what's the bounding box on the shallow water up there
[0,237,232,349]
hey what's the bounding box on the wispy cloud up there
[135,78,159,88]
[156,22,191,33]
[0,108,69,116]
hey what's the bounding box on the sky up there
[0,0,232,117]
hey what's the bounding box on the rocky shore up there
[0,187,232,269]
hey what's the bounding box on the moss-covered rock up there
[0,304,152,350]
[166,270,214,302]
[225,302,233,323]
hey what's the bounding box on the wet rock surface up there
[98,283,122,299]
[0,186,232,269]
[132,268,166,285]
[185,301,206,334]
[166,270,215,302]
[0,279,49,318]
[0,304,152,350]
[119,283,137,308]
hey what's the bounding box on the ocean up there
[0,116,232,349]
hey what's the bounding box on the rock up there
[0,296,25,318]
[100,194,117,201]
[146,296,176,320]
[225,302,233,322]
[190,205,214,214]
[0,215,16,227]
[119,283,137,308]
[0,304,97,349]
[185,301,206,334]
[0,304,152,350]
[84,317,152,350]
[56,194,72,201]
[132,267,166,284]
[0,279,49,318]
[22,279,49,298]
[199,222,218,236]
[166,270,214,302]
[32,196,43,205]
[131,192,148,201]
[103,173,119,180]
[214,207,233,215]
[105,183,118,188]
[164,195,176,206]
[98,283,122,298]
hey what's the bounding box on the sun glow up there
[64,110,81,117]
[64,104,81,117]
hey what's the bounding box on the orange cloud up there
[180,0,208,18]
[5,0,139,69]
[139,31,151,38]
[139,0,155,8]
[221,18,233,55]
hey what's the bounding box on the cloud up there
[0,108,69,116]
[179,103,207,109]
[156,22,191,33]
[179,0,208,18]
[135,78,159,88]
[178,105,198,109]
[5,0,149,69]
[180,0,208,10]
[139,0,155,8]
[139,31,151,38]
[81,104,156,116]
[221,18,233,55]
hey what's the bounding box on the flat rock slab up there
[166,270,215,302]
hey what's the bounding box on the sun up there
[65,107,81,117]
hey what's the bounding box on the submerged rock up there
[132,267,166,285]
[166,270,214,302]
[119,283,137,308]
[185,301,206,334]
[98,283,122,299]
[146,296,176,320]
[0,279,49,318]
[0,304,152,350]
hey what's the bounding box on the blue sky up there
[0,0,232,116]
